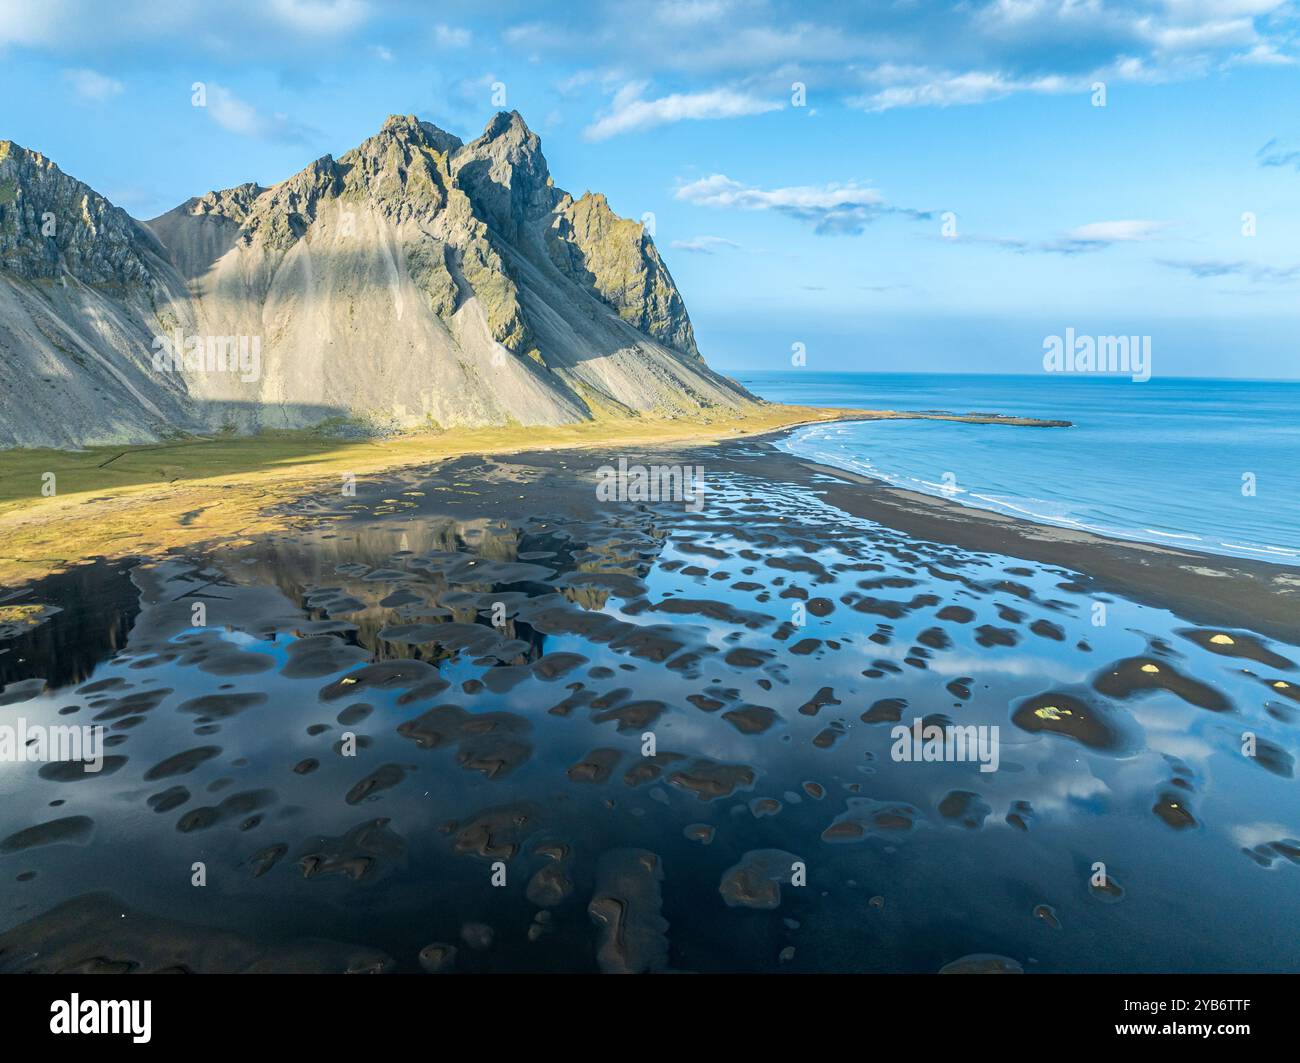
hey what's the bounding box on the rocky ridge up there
[0,112,754,448]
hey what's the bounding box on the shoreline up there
[711,430,1300,646]
[5,418,1297,976]
[772,415,1296,569]
[275,427,1300,646]
[5,406,1294,648]
[0,404,1066,589]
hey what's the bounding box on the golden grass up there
[0,405,858,588]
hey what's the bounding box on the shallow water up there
[1,459,1298,972]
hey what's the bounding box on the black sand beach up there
[407,433,1300,645]
[1,427,1297,973]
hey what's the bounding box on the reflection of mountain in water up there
[0,504,673,697]
[1,466,1298,973]
[0,561,141,691]
[207,512,670,669]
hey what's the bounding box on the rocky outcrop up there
[0,141,200,448]
[0,112,754,449]
[0,140,160,288]
[548,191,699,358]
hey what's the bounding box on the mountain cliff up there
[0,113,755,449]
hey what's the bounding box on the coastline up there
[735,435,1300,646]
[0,404,1066,589]
[3,411,1299,975]
[274,424,1299,648]
[4,405,1294,647]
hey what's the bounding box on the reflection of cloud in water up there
[0,458,1297,972]
[1233,822,1300,849]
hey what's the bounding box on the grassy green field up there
[0,407,856,587]
[0,431,389,508]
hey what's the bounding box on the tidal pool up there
[1,457,1297,972]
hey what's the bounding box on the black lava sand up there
[0,435,1297,972]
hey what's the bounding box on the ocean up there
[740,372,1300,563]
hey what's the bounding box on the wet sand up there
[0,406,1067,589]
[734,440,1300,646]
[327,431,1300,646]
[0,426,1297,973]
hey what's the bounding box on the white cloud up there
[0,0,369,51]
[369,44,393,61]
[851,68,1075,112]
[670,235,741,253]
[583,82,782,140]
[3,0,1295,122]
[556,68,627,97]
[677,174,883,212]
[64,67,123,102]
[1160,257,1300,283]
[1065,220,1168,243]
[0,1,65,47]
[207,84,265,137]
[674,173,930,235]
[434,23,471,48]
[504,2,1295,115]
[651,0,738,27]
[1161,1,1286,16]
[203,83,314,144]
[267,0,369,35]
[503,21,618,57]
[1230,42,1296,65]
[1145,16,1258,51]
[955,218,1171,255]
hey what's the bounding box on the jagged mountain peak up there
[0,137,160,287]
[476,109,536,145]
[377,113,464,156]
[0,139,25,164]
[0,109,753,449]
[154,111,553,245]
[177,182,267,224]
[451,112,555,241]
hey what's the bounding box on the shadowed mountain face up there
[0,113,755,449]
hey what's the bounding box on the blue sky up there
[2,0,1299,377]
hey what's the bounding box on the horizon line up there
[729,368,1300,384]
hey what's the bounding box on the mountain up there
[0,113,755,449]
